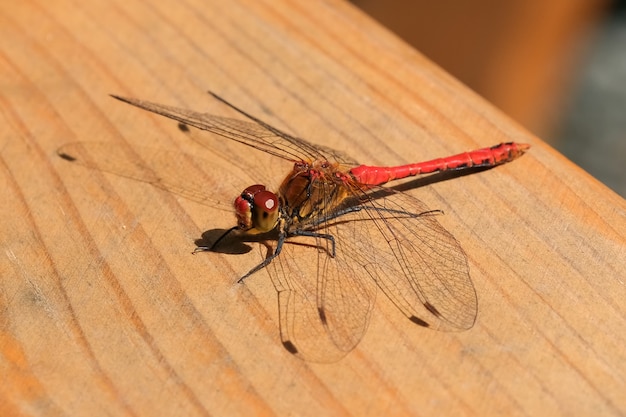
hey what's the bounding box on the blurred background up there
[352,0,626,198]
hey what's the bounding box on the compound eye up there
[253,190,277,212]
[242,184,266,196]
[234,195,253,230]
[252,191,279,232]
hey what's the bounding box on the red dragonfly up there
[59,93,529,362]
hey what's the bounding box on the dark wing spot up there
[282,340,299,354]
[409,316,430,327]
[424,302,441,317]
[318,307,327,325]
[177,123,190,132]
[58,152,77,162]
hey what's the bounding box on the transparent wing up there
[341,185,477,331]
[270,239,376,363]
[270,181,476,362]
[267,208,378,363]
[111,95,359,166]
[57,142,247,209]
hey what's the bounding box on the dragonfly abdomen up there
[350,142,529,186]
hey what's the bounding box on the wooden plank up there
[1,0,624,416]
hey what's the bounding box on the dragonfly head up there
[234,184,280,233]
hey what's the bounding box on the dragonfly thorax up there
[278,160,352,224]
[234,184,280,233]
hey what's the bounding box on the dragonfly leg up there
[237,227,337,283]
[291,230,337,258]
[237,229,288,283]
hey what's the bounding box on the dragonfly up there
[58,93,529,362]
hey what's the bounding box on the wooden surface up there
[1,0,625,416]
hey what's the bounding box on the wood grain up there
[1,0,625,416]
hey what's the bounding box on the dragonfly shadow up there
[389,165,496,193]
[194,228,279,255]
